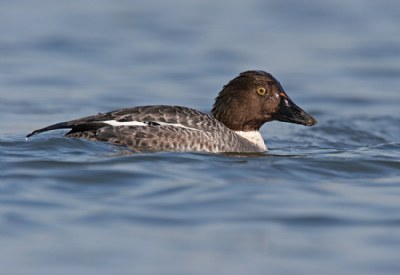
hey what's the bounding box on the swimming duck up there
[27,70,317,153]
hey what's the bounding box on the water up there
[1,0,400,274]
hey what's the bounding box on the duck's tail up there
[26,122,73,138]
[26,121,107,138]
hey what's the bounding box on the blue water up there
[1,1,400,274]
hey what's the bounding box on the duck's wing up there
[26,105,221,139]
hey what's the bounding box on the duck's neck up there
[234,130,267,151]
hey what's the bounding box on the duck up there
[26,70,317,153]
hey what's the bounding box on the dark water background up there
[1,1,400,274]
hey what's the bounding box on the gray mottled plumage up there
[27,71,317,153]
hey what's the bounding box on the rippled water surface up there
[1,1,400,274]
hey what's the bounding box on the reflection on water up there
[1,0,400,274]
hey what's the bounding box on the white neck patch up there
[234,131,267,151]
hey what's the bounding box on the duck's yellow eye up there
[256,87,266,96]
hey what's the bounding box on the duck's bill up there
[272,96,317,126]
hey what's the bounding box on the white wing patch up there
[103,120,147,127]
[103,120,200,131]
